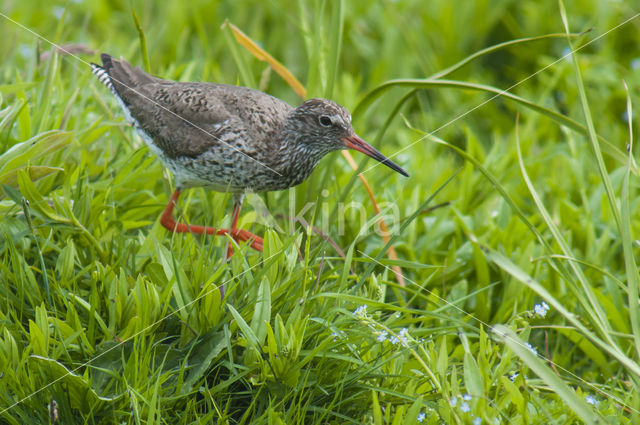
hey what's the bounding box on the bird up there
[91,53,408,258]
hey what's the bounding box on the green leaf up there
[68,293,110,337]
[403,396,423,424]
[371,390,382,425]
[29,355,121,412]
[28,319,46,356]
[0,82,37,95]
[250,278,271,346]
[338,240,355,289]
[437,336,448,381]
[265,322,278,363]
[0,165,63,187]
[0,98,25,134]
[262,228,282,285]
[227,304,260,351]
[183,330,226,393]
[16,89,31,141]
[17,168,69,223]
[463,351,483,398]
[500,376,525,413]
[0,131,72,174]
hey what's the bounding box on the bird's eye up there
[319,115,332,127]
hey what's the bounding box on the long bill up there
[342,134,409,177]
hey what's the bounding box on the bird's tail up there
[90,53,157,99]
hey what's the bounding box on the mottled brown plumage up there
[91,53,407,258]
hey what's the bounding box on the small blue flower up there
[534,301,550,317]
[389,335,400,345]
[353,305,367,318]
[417,412,426,422]
[525,342,537,356]
[460,401,470,412]
[376,330,388,342]
[462,394,472,401]
[449,396,457,407]
[510,372,519,382]
[473,417,482,425]
[330,331,344,341]
[398,327,409,345]
[585,395,599,407]
[632,58,640,70]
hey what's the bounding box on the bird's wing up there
[93,54,292,159]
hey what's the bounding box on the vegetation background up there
[1,0,639,423]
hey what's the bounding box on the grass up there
[1,0,640,423]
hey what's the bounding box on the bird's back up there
[92,54,296,191]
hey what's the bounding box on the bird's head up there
[286,98,408,177]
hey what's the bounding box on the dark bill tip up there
[343,135,409,177]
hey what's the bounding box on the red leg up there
[226,200,242,259]
[160,189,263,252]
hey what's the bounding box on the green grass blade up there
[559,0,623,230]
[131,5,151,73]
[620,80,640,358]
[353,79,632,172]
[493,325,603,425]
[429,32,581,80]
[334,88,419,209]
[324,0,344,99]
[356,168,459,287]
[21,199,51,305]
[221,19,257,88]
[515,121,614,345]
[486,249,640,377]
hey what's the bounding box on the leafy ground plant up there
[1,0,640,423]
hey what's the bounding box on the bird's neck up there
[275,130,330,187]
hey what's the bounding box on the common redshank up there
[91,53,408,258]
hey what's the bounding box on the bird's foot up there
[161,215,263,251]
